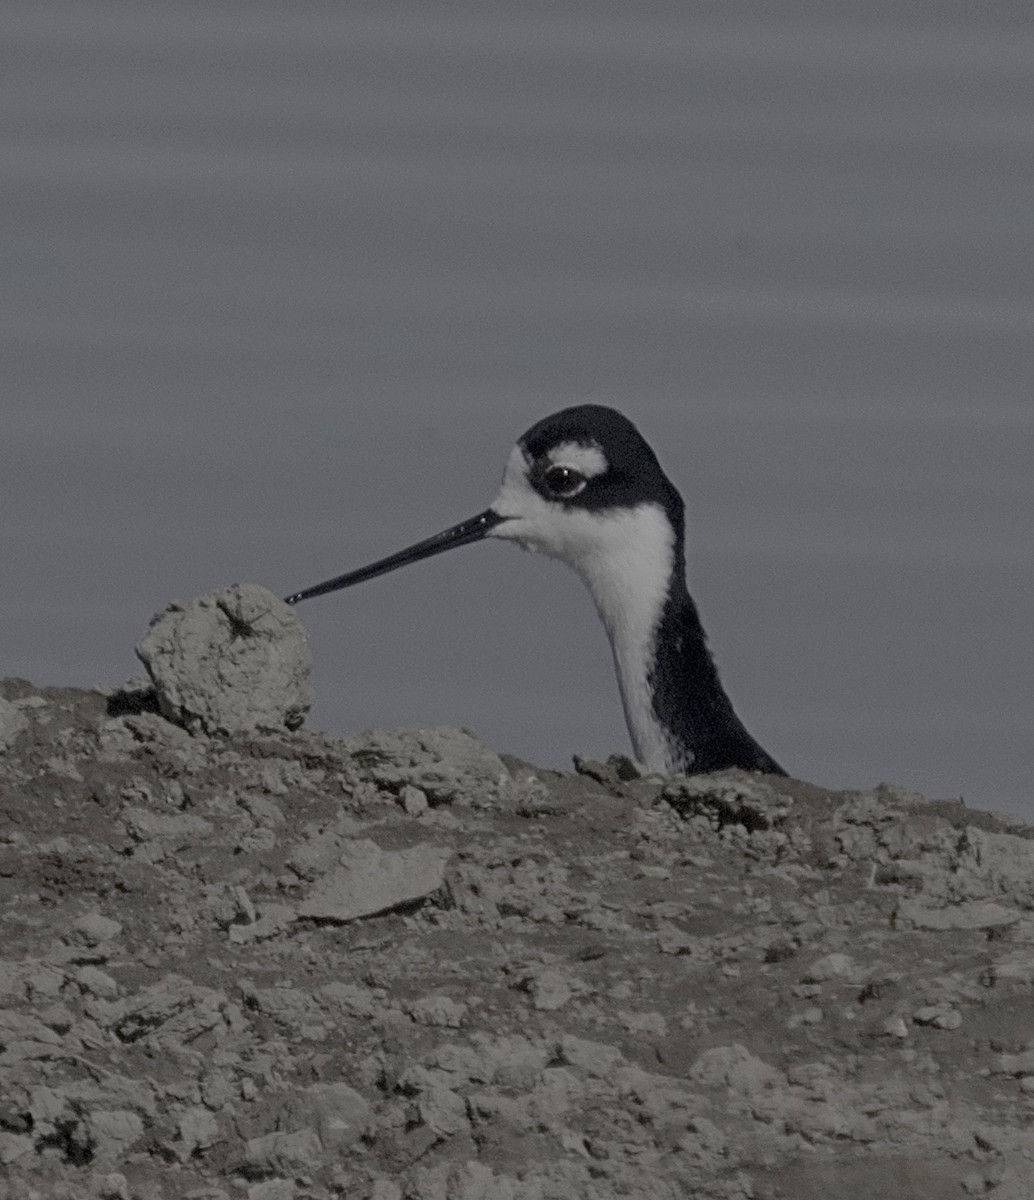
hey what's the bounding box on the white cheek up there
[487,447,557,554]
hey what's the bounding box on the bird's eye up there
[542,464,587,497]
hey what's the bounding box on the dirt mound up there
[1,670,1032,1199]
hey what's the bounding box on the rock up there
[0,697,29,751]
[689,1044,783,1095]
[368,1182,403,1200]
[524,968,574,1011]
[246,1129,323,1175]
[246,1082,371,1173]
[558,1035,624,1078]
[136,583,311,735]
[289,1081,372,1152]
[247,1180,296,1200]
[296,838,451,922]
[913,1005,962,1030]
[227,902,297,944]
[401,784,429,815]
[92,1172,130,1200]
[982,950,1034,985]
[802,953,858,983]
[335,726,512,807]
[405,993,469,1028]
[72,913,123,946]
[76,965,120,999]
[0,1132,33,1163]
[418,1086,468,1137]
[894,899,1022,932]
[994,1049,1034,1076]
[88,1109,145,1163]
[177,1106,221,1160]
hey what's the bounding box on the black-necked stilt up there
[286,405,785,777]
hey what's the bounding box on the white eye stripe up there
[545,441,608,479]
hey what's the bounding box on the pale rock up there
[895,899,1021,932]
[0,696,28,751]
[73,913,123,945]
[558,1034,624,1078]
[136,583,310,735]
[297,838,451,922]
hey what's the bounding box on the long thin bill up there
[285,508,506,604]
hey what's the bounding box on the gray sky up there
[4,2,1033,816]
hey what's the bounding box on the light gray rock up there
[0,1132,33,1164]
[136,583,310,735]
[894,899,1021,932]
[994,1049,1034,1075]
[88,1109,145,1164]
[297,838,451,922]
[418,1086,469,1137]
[802,952,859,983]
[983,949,1034,985]
[558,1034,625,1078]
[337,726,512,806]
[0,696,28,751]
[72,913,123,946]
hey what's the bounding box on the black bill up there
[285,508,506,605]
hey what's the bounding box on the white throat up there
[488,446,680,771]
[568,504,679,772]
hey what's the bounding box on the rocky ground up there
[1,586,1033,1199]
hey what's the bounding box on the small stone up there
[983,950,1034,985]
[419,1086,468,1136]
[656,923,696,955]
[0,697,29,751]
[178,1106,221,1160]
[296,1081,372,1152]
[559,1034,625,1078]
[405,993,468,1028]
[0,1132,34,1164]
[296,839,451,922]
[933,1010,963,1030]
[246,1130,322,1175]
[895,899,1021,932]
[369,1184,403,1200]
[994,1049,1034,1075]
[88,1110,144,1164]
[247,1180,296,1200]
[637,864,672,880]
[401,785,429,816]
[523,969,573,1012]
[93,1172,130,1200]
[77,965,120,999]
[802,953,857,983]
[912,1005,962,1030]
[73,912,124,945]
[882,1016,910,1039]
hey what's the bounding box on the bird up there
[286,404,785,777]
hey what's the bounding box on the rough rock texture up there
[1,676,1033,1200]
[135,583,311,735]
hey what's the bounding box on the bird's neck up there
[646,580,784,775]
[574,509,783,776]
